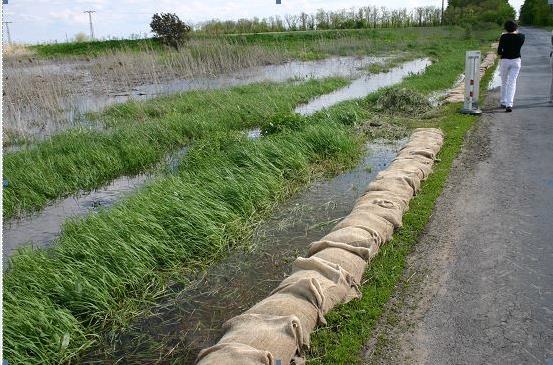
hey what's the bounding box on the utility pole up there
[3,21,13,45]
[441,0,445,25]
[83,10,96,40]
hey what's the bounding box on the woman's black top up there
[498,33,525,59]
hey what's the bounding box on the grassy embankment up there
[305,40,499,365]
[3,26,498,364]
[3,26,474,219]
[2,78,347,219]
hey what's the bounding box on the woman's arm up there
[498,34,504,56]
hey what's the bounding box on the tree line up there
[444,0,516,26]
[520,0,553,26]
[198,6,443,35]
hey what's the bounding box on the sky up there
[1,0,524,44]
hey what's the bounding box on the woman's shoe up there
[506,107,513,112]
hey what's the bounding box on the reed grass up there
[3,78,348,219]
[3,122,361,365]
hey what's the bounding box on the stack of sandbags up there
[446,47,498,103]
[196,128,444,365]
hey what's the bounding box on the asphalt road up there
[364,27,553,365]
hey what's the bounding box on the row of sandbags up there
[446,50,498,103]
[196,128,445,365]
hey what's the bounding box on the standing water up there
[295,58,431,115]
[87,138,407,364]
[2,146,189,265]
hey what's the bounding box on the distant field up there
[28,26,488,59]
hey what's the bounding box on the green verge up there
[2,78,347,220]
[305,50,499,365]
[3,123,362,365]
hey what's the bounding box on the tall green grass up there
[3,123,361,365]
[3,78,348,219]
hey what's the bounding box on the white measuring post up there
[461,50,482,115]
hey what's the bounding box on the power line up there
[83,10,96,40]
[3,21,13,44]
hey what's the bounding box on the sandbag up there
[356,190,411,212]
[352,199,404,228]
[196,342,274,365]
[376,169,421,193]
[310,247,368,281]
[398,145,437,160]
[217,313,303,365]
[411,133,444,145]
[413,127,444,137]
[283,256,361,312]
[404,140,442,155]
[389,159,433,179]
[308,240,372,260]
[366,177,415,201]
[319,226,382,249]
[247,278,325,340]
[333,210,394,242]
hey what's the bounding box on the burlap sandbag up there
[333,210,394,242]
[411,132,444,144]
[196,342,274,365]
[404,139,442,155]
[282,256,361,313]
[366,177,415,201]
[352,199,404,228]
[389,158,433,179]
[247,278,326,341]
[411,132,443,143]
[398,145,437,160]
[310,246,368,281]
[308,240,372,260]
[217,313,303,365]
[413,127,444,137]
[356,190,411,212]
[319,226,382,249]
[376,170,421,193]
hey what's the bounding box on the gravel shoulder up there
[363,27,553,365]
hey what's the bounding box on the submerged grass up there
[3,123,362,365]
[2,78,347,219]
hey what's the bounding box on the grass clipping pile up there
[196,128,444,365]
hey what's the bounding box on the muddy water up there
[2,146,190,265]
[295,58,431,115]
[91,139,406,364]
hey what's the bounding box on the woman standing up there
[497,20,525,112]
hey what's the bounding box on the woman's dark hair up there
[504,20,518,33]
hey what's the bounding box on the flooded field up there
[296,58,431,115]
[88,138,406,364]
[3,55,386,143]
[2,146,190,264]
[3,57,427,261]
